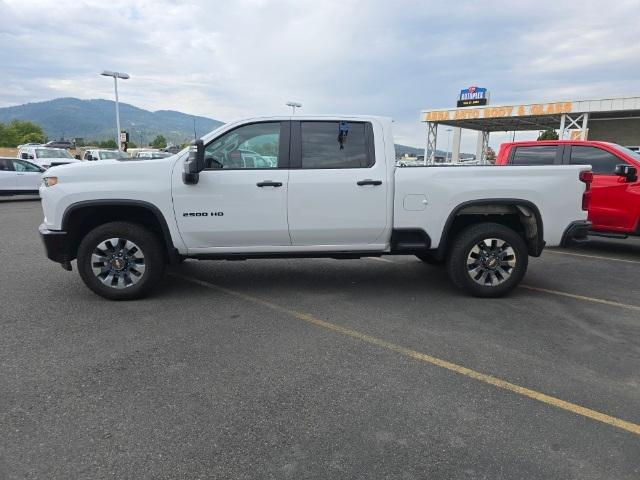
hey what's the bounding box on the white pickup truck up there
[39,115,591,300]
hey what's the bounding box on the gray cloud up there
[1,0,639,152]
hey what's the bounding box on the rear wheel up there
[77,222,165,300]
[446,222,528,297]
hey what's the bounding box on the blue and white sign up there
[458,86,488,107]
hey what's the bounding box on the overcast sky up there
[1,0,640,151]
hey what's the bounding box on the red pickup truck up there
[496,140,640,238]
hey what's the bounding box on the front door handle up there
[357,179,382,186]
[256,180,283,187]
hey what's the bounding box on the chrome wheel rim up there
[91,238,145,289]
[466,238,516,286]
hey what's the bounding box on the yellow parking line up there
[170,273,640,436]
[367,256,393,263]
[365,254,639,311]
[521,285,640,312]
[545,249,640,264]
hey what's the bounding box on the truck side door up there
[172,121,291,249]
[287,120,388,247]
[568,145,640,232]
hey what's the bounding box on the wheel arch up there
[61,199,179,263]
[436,199,544,259]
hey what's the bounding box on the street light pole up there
[113,76,121,149]
[286,101,302,115]
[445,128,453,163]
[101,70,130,150]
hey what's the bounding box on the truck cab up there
[496,140,640,236]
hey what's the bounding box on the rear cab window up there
[510,145,560,165]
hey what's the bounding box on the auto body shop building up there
[420,96,640,163]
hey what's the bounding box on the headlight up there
[43,176,58,187]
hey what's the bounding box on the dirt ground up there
[0,147,17,157]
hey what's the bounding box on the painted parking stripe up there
[545,249,640,265]
[367,256,640,311]
[521,285,640,312]
[170,273,640,436]
[367,256,393,263]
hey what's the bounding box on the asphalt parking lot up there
[1,197,639,479]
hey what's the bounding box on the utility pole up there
[101,70,130,150]
[286,101,302,115]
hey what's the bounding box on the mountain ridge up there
[0,97,224,145]
[0,98,441,155]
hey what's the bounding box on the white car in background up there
[18,146,81,169]
[82,149,129,161]
[133,150,173,159]
[0,157,45,195]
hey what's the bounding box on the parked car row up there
[1,146,179,196]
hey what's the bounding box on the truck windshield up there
[36,148,73,159]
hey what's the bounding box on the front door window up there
[204,122,281,170]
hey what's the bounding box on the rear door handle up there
[256,180,283,187]
[357,179,382,186]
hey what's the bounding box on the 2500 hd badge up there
[183,211,224,217]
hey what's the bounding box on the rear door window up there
[300,121,374,169]
[511,146,559,165]
[569,146,624,175]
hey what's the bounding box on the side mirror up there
[21,153,29,159]
[183,139,205,185]
[614,164,637,182]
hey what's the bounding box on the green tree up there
[20,132,46,144]
[99,139,118,149]
[537,129,559,140]
[127,140,138,149]
[0,120,46,147]
[150,135,167,149]
[485,146,496,164]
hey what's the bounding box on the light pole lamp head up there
[286,102,302,108]
[101,70,130,80]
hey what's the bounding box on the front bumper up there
[39,223,73,270]
[560,220,592,247]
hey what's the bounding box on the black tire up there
[415,253,445,266]
[446,222,528,298]
[77,221,165,300]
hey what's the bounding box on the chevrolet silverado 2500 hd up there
[39,116,591,300]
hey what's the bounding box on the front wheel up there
[446,223,528,297]
[77,222,165,300]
